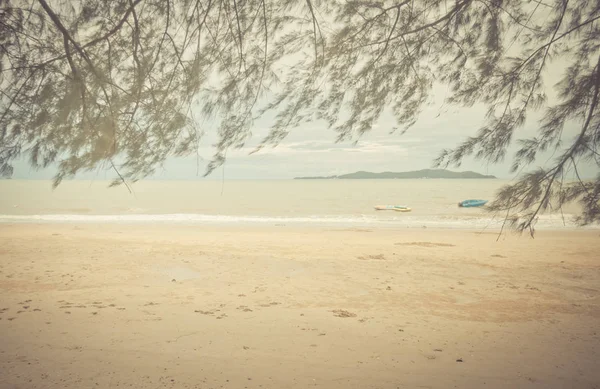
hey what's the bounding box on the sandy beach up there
[0,224,599,388]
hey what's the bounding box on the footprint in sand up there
[259,302,281,307]
[525,284,541,291]
[357,254,386,260]
[194,309,228,319]
[194,310,215,315]
[332,310,357,318]
[59,304,87,309]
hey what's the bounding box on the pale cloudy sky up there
[8,4,598,182]
[11,83,598,181]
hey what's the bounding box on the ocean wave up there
[0,213,595,229]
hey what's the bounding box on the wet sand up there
[0,224,599,388]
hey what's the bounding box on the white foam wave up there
[0,213,595,229]
[0,213,378,224]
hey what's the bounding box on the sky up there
[11,82,598,181]
[6,2,598,182]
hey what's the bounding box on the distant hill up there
[294,169,496,179]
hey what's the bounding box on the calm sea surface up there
[0,179,592,229]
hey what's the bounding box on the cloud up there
[222,139,415,158]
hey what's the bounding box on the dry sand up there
[0,224,599,389]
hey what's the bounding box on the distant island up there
[294,169,496,180]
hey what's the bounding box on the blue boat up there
[458,199,488,208]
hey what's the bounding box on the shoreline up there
[1,221,597,233]
[2,221,598,236]
[1,214,596,231]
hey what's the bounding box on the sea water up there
[0,179,594,230]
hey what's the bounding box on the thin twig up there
[110,159,133,194]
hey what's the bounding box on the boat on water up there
[374,205,412,212]
[458,199,488,208]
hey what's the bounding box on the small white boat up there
[374,205,412,212]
